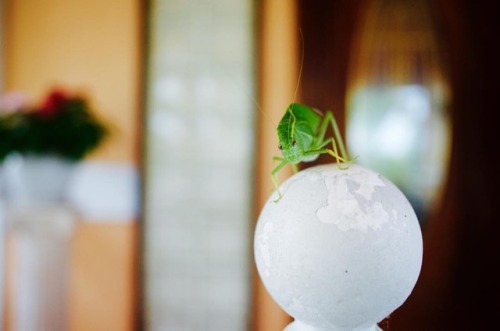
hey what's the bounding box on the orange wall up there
[2,0,141,330]
[3,0,141,162]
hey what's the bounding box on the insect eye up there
[292,140,297,146]
[278,145,283,150]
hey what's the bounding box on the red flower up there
[39,90,68,117]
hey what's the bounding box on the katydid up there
[272,103,352,201]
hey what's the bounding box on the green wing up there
[288,103,322,150]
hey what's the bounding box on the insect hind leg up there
[323,111,350,162]
[303,140,349,170]
[315,112,350,157]
[312,110,352,167]
[315,137,349,169]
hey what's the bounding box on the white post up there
[254,164,423,331]
[7,205,75,331]
[1,152,77,331]
[0,200,5,328]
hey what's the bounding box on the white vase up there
[254,164,423,331]
[1,153,75,206]
[1,154,77,331]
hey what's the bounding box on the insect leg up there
[271,158,289,202]
[323,111,350,161]
[303,139,349,169]
[314,111,350,162]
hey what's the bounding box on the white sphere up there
[254,164,423,331]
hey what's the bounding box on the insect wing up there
[277,110,294,147]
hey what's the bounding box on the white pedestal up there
[7,205,76,331]
[1,153,77,331]
[0,201,6,328]
[255,164,423,331]
[285,320,382,331]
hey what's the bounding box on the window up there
[143,1,255,330]
[346,0,451,221]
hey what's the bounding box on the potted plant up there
[0,89,108,331]
[0,89,107,204]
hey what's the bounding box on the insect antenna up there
[217,66,275,126]
[291,27,305,105]
[218,27,305,128]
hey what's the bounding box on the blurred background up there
[0,0,498,330]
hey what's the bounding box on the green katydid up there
[272,103,352,201]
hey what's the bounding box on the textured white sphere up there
[254,164,423,331]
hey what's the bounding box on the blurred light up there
[346,0,452,221]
